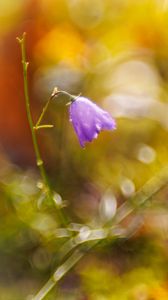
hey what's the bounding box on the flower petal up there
[69,96,116,147]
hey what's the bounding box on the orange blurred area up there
[35,24,86,67]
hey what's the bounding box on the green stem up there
[56,90,74,99]
[34,125,54,130]
[56,90,81,103]
[17,33,66,225]
[35,96,54,128]
[35,88,79,131]
[17,34,48,184]
[35,88,76,129]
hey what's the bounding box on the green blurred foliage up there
[0,0,168,299]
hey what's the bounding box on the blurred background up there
[1,0,168,299]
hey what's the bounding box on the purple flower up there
[69,96,116,147]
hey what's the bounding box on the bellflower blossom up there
[69,96,116,147]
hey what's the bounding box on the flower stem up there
[17,34,47,181]
[17,33,66,225]
[34,125,54,130]
[35,90,57,128]
[55,90,81,102]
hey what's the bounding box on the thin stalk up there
[34,125,54,130]
[17,33,66,225]
[55,90,81,103]
[35,88,79,129]
[35,91,56,128]
[17,34,48,185]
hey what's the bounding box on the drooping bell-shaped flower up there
[69,96,116,147]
